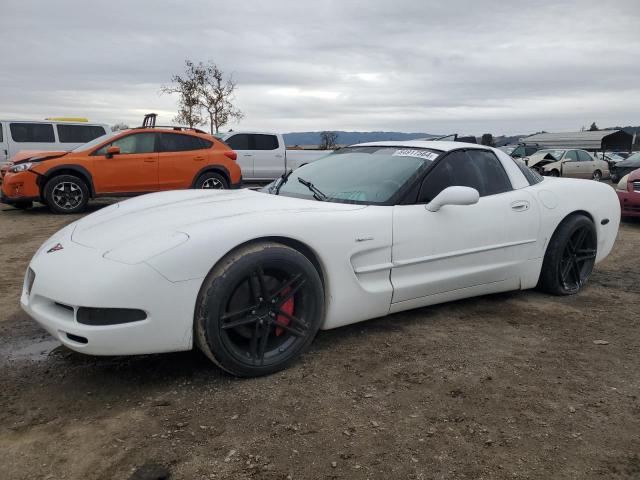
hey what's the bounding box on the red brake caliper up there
[275,287,294,336]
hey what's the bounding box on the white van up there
[0,120,110,164]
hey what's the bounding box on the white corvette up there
[22,141,620,376]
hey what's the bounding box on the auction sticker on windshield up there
[392,149,439,161]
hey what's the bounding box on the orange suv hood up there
[10,150,69,164]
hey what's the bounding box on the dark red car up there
[617,168,640,217]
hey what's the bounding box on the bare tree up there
[111,122,129,132]
[197,62,244,134]
[160,60,204,128]
[319,131,338,150]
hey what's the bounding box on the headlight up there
[10,162,33,173]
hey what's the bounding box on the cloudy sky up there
[1,0,639,135]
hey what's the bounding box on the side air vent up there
[77,307,147,326]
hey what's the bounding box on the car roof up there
[349,140,490,152]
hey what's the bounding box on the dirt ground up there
[0,198,639,480]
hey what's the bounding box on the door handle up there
[511,200,530,212]
[144,159,156,163]
[194,156,205,161]
[243,154,253,157]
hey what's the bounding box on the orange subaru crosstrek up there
[1,126,241,213]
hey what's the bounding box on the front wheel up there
[592,170,602,181]
[44,175,89,214]
[195,172,228,190]
[549,169,560,177]
[194,242,324,377]
[537,214,597,295]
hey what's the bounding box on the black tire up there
[12,201,33,210]
[537,214,597,295]
[592,170,602,181]
[550,169,560,177]
[44,174,89,214]
[195,171,228,190]
[194,242,324,377]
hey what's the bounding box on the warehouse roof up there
[521,129,632,151]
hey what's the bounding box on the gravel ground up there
[0,198,639,480]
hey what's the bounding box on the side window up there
[225,134,251,150]
[254,134,279,150]
[10,123,55,143]
[565,150,578,162]
[418,150,512,203]
[95,133,156,155]
[159,133,206,152]
[0,124,3,142]
[57,125,106,143]
[577,150,592,162]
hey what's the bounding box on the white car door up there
[391,149,539,304]
[252,134,283,180]
[224,133,254,179]
[0,122,8,163]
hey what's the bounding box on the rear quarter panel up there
[529,178,620,263]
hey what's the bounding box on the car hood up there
[527,154,560,168]
[10,150,69,164]
[71,188,366,250]
[615,158,640,169]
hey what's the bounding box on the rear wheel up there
[592,170,602,181]
[538,215,597,295]
[195,172,228,190]
[44,174,89,214]
[194,242,324,377]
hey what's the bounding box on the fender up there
[190,164,232,188]
[37,164,96,196]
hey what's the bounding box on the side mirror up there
[106,146,120,158]
[426,186,479,212]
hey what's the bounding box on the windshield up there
[621,152,640,165]
[267,146,441,204]
[72,131,118,152]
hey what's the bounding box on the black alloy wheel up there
[558,225,597,292]
[195,242,324,377]
[538,214,597,295]
[195,172,228,190]
[44,174,89,214]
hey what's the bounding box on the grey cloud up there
[1,0,639,135]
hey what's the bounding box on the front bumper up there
[617,190,640,217]
[22,233,203,356]
[1,171,41,203]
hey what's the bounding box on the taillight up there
[224,151,237,161]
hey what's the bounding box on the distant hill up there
[283,127,639,149]
[282,131,438,147]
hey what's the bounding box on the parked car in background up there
[526,148,609,180]
[1,126,241,213]
[510,144,539,158]
[610,152,640,183]
[219,131,329,182]
[498,145,517,155]
[616,168,640,217]
[0,119,109,164]
[596,151,629,163]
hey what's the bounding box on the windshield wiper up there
[297,177,327,201]
[273,169,293,195]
